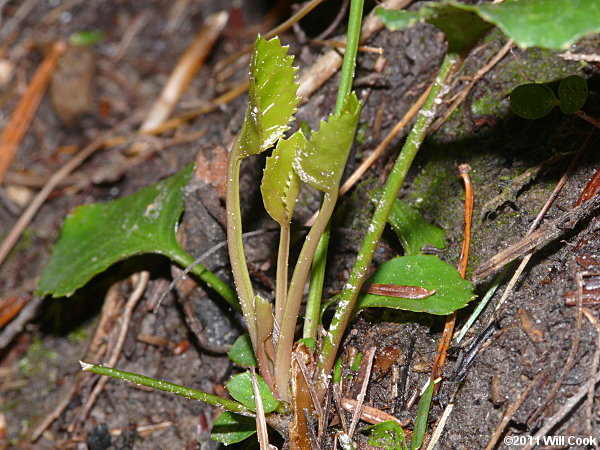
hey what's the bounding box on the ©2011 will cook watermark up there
[504,435,598,447]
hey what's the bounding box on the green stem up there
[303,228,329,340]
[274,193,337,400]
[335,0,365,112]
[304,0,364,345]
[80,361,253,416]
[317,53,461,394]
[168,248,240,312]
[226,151,259,361]
[274,224,290,328]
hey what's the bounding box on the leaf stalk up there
[317,53,461,395]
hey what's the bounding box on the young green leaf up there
[355,255,475,315]
[228,334,258,368]
[211,411,257,445]
[261,130,305,225]
[510,83,558,119]
[377,0,600,51]
[558,75,588,114]
[226,35,301,368]
[235,36,300,158]
[296,337,316,352]
[363,421,408,450]
[293,93,361,194]
[226,371,280,413]
[411,381,434,450]
[375,3,492,54]
[371,188,445,255]
[38,165,195,298]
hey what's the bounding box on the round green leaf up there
[355,255,476,315]
[226,372,280,413]
[558,75,588,114]
[228,334,257,367]
[211,411,256,445]
[510,83,558,119]
[363,421,408,450]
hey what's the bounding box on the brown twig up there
[139,11,228,132]
[574,110,600,130]
[0,112,143,267]
[473,192,600,283]
[526,271,584,427]
[522,369,600,450]
[251,367,271,450]
[474,129,595,284]
[71,272,150,430]
[310,39,384,54]
[0,40,66,183]
[484,371,545,450]
[457,165,473,279]
[340,398,410,430]
[294,350,322,417]
[481,152,571,217]
[215,0,326,74]
[430,40,513,132]
[348,346,376,438]
[141,80,249,136]
[429,165,473,386]
[582,307,600,439]
[297,0,413,101]
[559,52,600,62]
[30,283,125,441]
[575,165,600,206]
[0,295,42,350]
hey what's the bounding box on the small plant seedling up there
[41,32,475,446]
[40,0,599,445]
[510,75,589,119]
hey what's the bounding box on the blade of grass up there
[411,379,435,449]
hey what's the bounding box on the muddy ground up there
[1,0,599,449]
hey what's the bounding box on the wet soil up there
[1,1,600,449]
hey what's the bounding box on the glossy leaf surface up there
[228,334,257,367]
[372,188,445,255]
[377,0,600,51]
[235,36,300,158]
[226,371,280,413]
[510,83,558,119]
[376,3,492,54]
[261,130,305,225]
[355,255,475,315]
[293,93,361,194]
[211,411,256,445]
[558,75,588,114]
[364,421,408,450]
[38,164,194,297]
